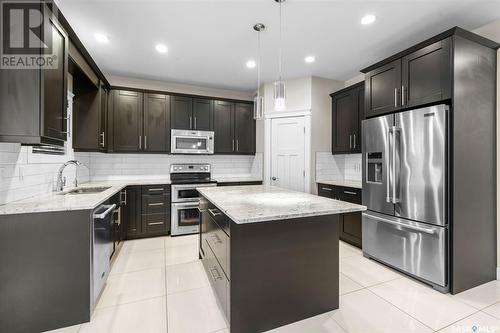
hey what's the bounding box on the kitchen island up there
[197,185,366,333]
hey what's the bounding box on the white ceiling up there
[57,0,500,92]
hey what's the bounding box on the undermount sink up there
[60,187,111,195]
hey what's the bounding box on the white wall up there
[107,75,253,101]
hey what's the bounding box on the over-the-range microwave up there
[171,129,214,154]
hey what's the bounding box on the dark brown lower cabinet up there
[124,185,171,239]
[317,183,362,248]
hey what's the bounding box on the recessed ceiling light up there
[305,55,315,63]
[361,14,376,25]
[155,43,168,54]
[94,33,109,44]
[246,60,257,69]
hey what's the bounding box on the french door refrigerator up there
[362,104,448,292]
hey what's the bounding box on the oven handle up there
[172,202,199,209]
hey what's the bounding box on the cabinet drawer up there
[318,184,335,199]
[142,213,169,234]
[337,187,361,204]
[207,202,229,236]
[142,194,169,214]
[202,243,229,319]
[142,185,170,195]
[206,214,230,279]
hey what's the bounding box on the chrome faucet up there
[55,160,82,192]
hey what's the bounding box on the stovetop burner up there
[170,163,214,184]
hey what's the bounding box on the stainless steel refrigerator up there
[362,104,448,292]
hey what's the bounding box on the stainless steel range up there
[170,164,216,236]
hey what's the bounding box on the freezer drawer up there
[362,211,447,287]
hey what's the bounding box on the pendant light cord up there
[257,29,261,97]
[278,1,283,82]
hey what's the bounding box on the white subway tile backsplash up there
[315,152,361,183]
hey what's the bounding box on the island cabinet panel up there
[199,195,340,333]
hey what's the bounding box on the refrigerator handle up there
[392,126,401,204]
[386,128,393,203]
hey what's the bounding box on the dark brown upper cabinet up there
[214,101,235,154]
[331,83,363,154]
[0,4,68,146]
[214,100,255,154]
[234,103,255,154]
[144,93,170,153]
[363,36,453,118]
[113,90,144,152]
[171,97,213,131]
[364,59,401,118]
[401,39,452,108]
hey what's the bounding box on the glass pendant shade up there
[274,80,286,111]
[253,95,264,119]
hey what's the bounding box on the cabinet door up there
[144,93,170,152]
[402,38,451,108]
[352,85,364,153]
[192,98,213,131]
[213,100,235,154]
[332,90,354,154]
[234,103,255,154]
[365,59,401,118]
[113,90,143,152]
[125,186,141,238]
[171,96,193,130]
[337,187,362,248]
[98,84,108,151]
[41,10,68,142]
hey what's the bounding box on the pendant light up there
[253,23,265,120]
[274,0,286,111]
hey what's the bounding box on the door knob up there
[271,177,278,181]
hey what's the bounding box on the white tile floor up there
[46,236,500,333]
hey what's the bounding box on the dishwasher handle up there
[93,204,117,219]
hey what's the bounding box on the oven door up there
[171,130,214,154]
[171,202,200,236]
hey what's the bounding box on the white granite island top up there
[197,185,366,224]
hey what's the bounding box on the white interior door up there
[271,116,306,192]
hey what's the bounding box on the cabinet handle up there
[349,135,352,149]
[100,132,105,147]
[321,187,332,191]
[394,88,398,107]
[236,139,239,151]
[148,202,164,206]
[190,116,193,129]
[232,139,235,151]
[139,136,142,149]
[344,190,357,195]
[209,267,223,281]
[353,134,356,149]
[120,190,127,205]
[148,222,164,226]
[148,188,164,192]
[144,136,147,150]
[208,208,222,217]
[401,85,406,106]
[212,233,223,244]
[194,117,197,129]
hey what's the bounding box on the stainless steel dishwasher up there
[92,203,116,306]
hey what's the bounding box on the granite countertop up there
[212,176,263,183]
[197,185,366,224]
[0,178,171,216]
[317,179,362,189]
